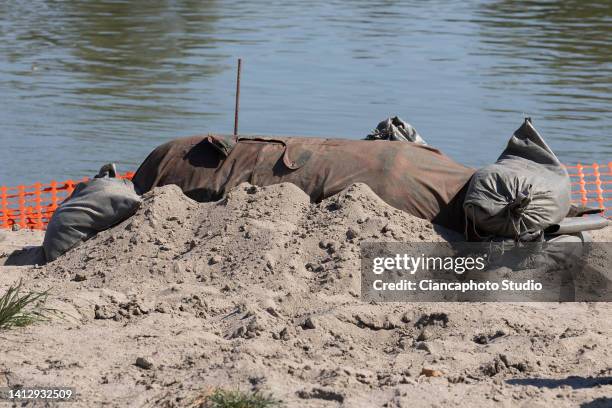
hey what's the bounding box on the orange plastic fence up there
[566,163,612,216]
[0,165,610,231]
[0,172,135,230]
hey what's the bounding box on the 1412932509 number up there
[1,387,75,400]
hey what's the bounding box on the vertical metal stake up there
[234,58,242,136]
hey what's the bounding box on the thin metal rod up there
[233,58,242,136]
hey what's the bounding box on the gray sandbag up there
[43,164,141,262]
[366,116,427,144]
[463,118,571,239]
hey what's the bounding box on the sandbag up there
[463,119,571,239]
[132,134,475,233]
[43,164,141,262]
[365,116,427,144]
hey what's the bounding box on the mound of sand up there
[0,183,611,407]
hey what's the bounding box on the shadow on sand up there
[3,246,45,266]
[580,397,612,408]
[507,376,612,390]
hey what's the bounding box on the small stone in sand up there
[346,228,358,240]
[135,357,153,370]
[420,368,443,377]
[73,273,87,282]
[302,317,316,330]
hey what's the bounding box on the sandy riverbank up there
[1,183,611,407]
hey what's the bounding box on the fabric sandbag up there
[365,116,427,144]
[463,119,571,239]
[132,134,475,233]
[43,164,141,262]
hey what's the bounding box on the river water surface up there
[0,0,610,184]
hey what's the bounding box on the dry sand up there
[0,182,611,407]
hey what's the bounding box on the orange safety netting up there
[0,172,135,230]
[566,163,612,217]
[1,164,610,231]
